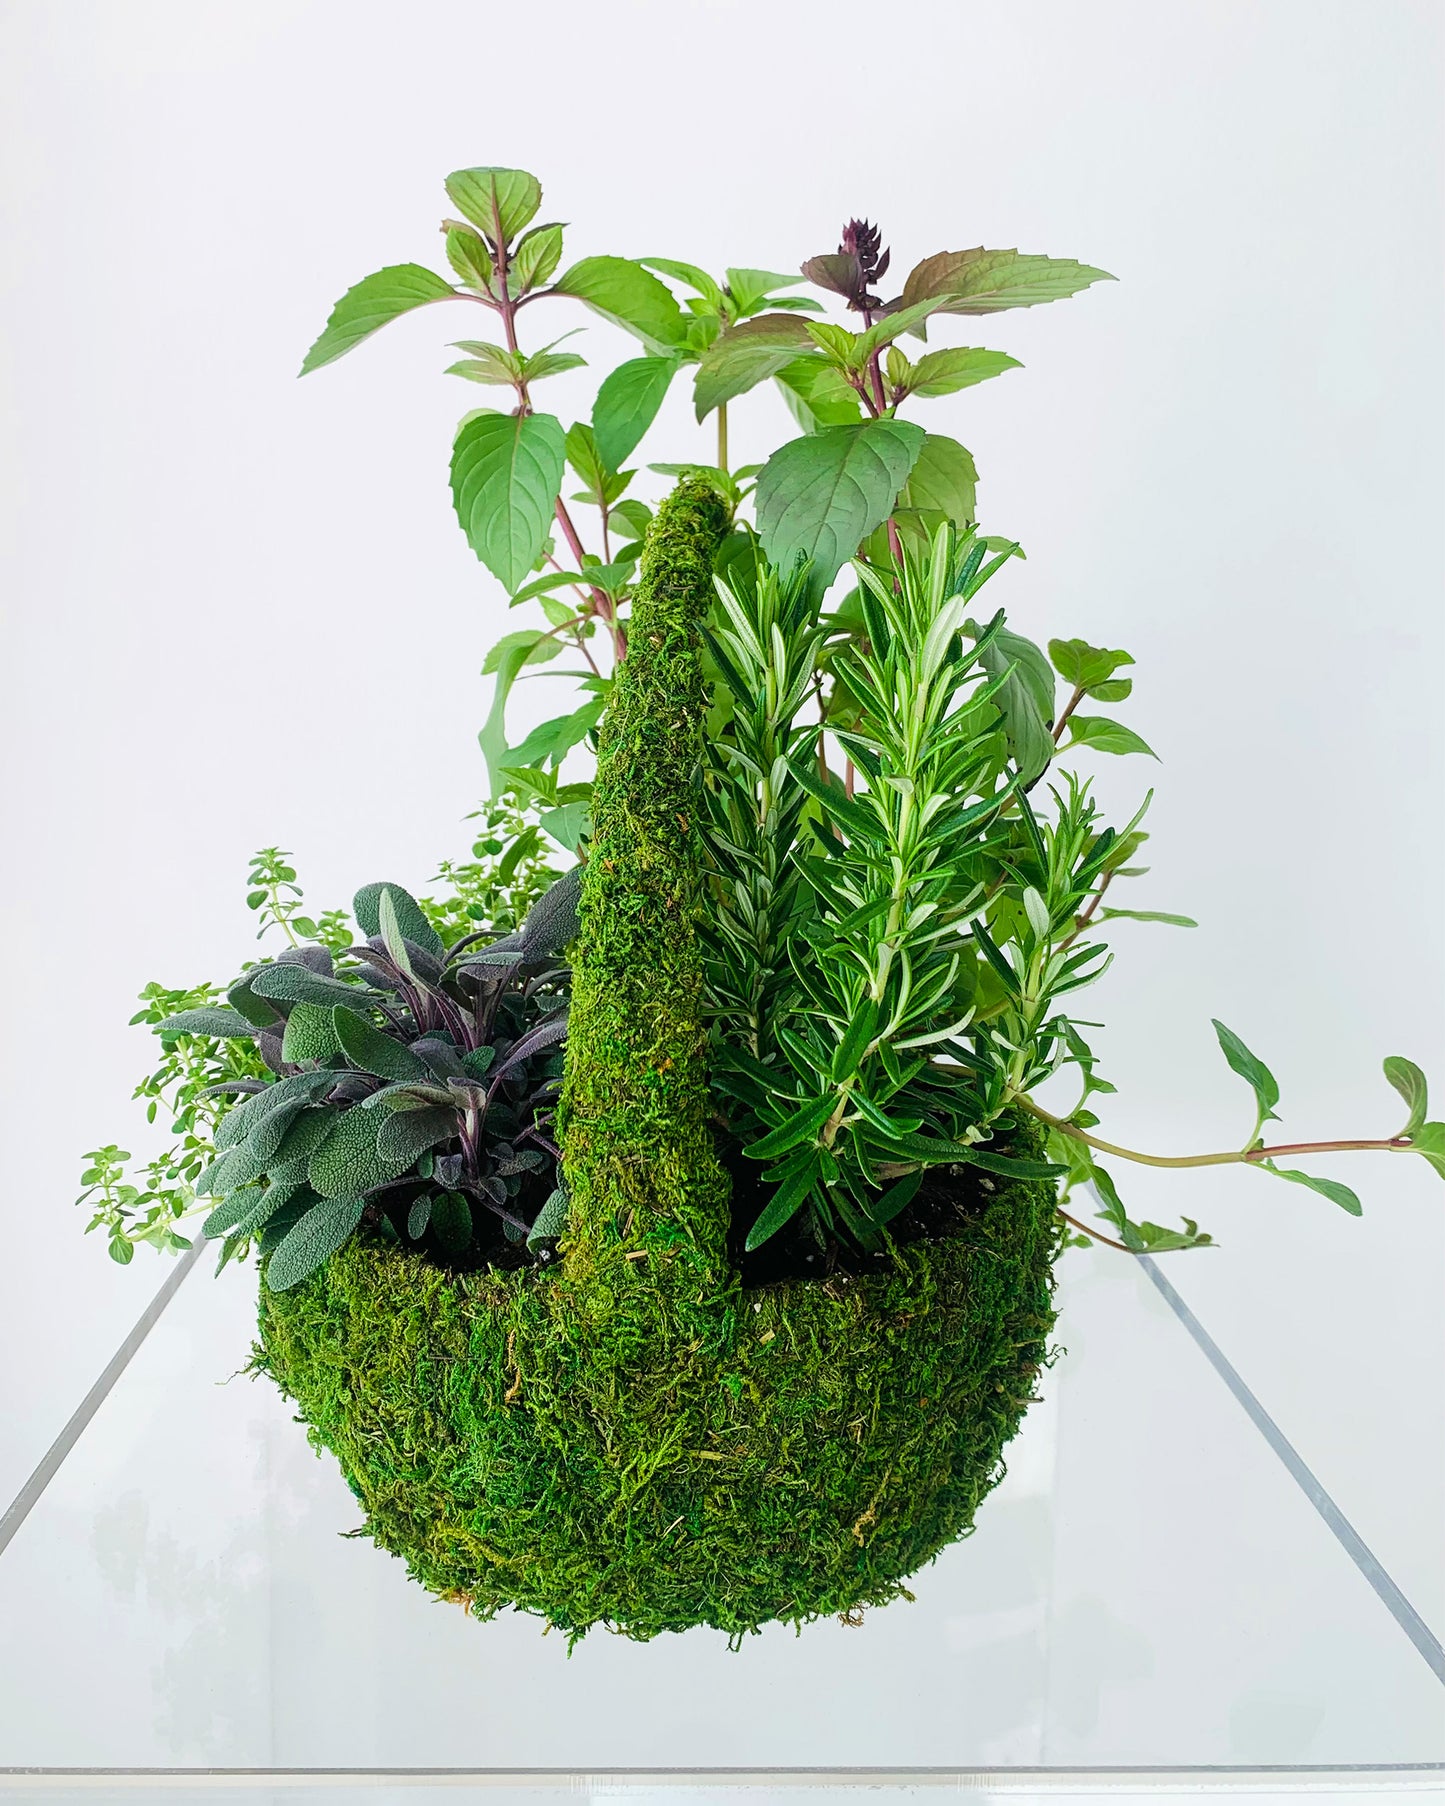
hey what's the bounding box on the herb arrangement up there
[80,166,1441,1640]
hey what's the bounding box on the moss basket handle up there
[556,476,733,1287]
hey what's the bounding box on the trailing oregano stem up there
[1022,1097,1416,1169]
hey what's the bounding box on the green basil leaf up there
[450,410,566,593]
[552,256,688,355]
[592,355,679,469]
[900,248,1115,328]
[692,314,815,420]
[444,227,493,293]
[756,420,924,601]
[773,356,863,432]
[974,624,1054,784]
[538,800,590,852]
[300,265,456,375]
[907,346,1021,397]
[1048,637,1134,689]
[444,167,542,245]
[511,222,564,290]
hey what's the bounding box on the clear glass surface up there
[1,1248,1440,1782]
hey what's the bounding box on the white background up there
[0,0,1441,1760]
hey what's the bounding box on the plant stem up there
[553,497,624,658]
[1057,868,1114,953]
[859,304,888,417]
[1053,684,1085,743]
[1056,1207,1133,1252]
[1020,1096,1414,1170]
[867,350,888,417]
[717,401,728,474]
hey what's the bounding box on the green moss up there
[255,477,1061,1642]
[557,474,733,1290]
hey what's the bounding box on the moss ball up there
[254,1162,1059,1644]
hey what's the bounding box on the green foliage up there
[1383,1055,1428,1136]
[700,524,1094,1250]
[76,979,271,1263]
[299,265,457,375]
[755,420,924,601]
[446,167,543,245]
[179,870,575,1290]
[246,847,352,949]
[1212,1019,1282,1141]
[86,824,563,1267]
[693,315,815,420]
[1065,715,1158,759]
[94,166,1438,1384]
[552,257,688,355]
[897,247,1115,321]
[300,170,1113,817]
[267,1196,365,1293]
[451,410,567,591]
[900,346,1022,399]
[592,355,680,469]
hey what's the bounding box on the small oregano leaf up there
[1259,1160,1363,1216]
[1212,1019,1282,1132]
[1065,716,1158,759]
[1383,1056,1428,1137]
[1048,637,1134,690]
[1409,1121,1445,1182]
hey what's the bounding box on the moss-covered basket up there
[256,479,1059,1643]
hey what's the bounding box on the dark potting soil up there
[723,1144,999,1291]
[378,1138,1005,1290]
